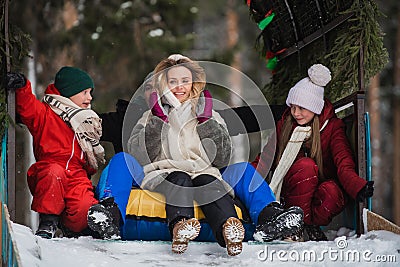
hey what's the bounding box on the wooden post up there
[356,43,367,236]
[4,0,16,221]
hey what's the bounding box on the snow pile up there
[11,222,400,267]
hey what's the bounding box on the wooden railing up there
[1,134,21,267]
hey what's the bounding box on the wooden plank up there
[355,95,367,236]
[2,204,22,266]
[355,45,367,236]
[4,0,15,221]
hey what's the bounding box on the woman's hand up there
[196,90,213,124]
[149,92,168,122]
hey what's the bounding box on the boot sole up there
[223,217,245,256]
[253,206,304,242]
[172,218,201,254]
[35,230,54,239]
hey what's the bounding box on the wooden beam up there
[279,12,354,60]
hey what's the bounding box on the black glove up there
[6,72,26,90]
[356,181,374,202]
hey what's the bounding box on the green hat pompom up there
[54,66,94,98]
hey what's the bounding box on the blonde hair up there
[276,114,324,180]
[153,56,206,103]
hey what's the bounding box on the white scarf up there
[43,94,105,170]
[270,126,312,201]
[270,119,329,201]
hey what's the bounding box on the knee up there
[166,171,192,186]
[35,163,66,182]
[283,158,319,193]
[291,158,318,175]
[47,163,65,175]
[192,174,219,186]
[311,180,345,225]
[314,181,345,206]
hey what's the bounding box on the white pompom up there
[308,64,331,86]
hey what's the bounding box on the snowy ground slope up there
[12,222,400,267]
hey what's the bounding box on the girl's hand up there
[149,92,168,122]
[356,181,374,202]
[196,90,213,123]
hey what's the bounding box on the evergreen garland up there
[325,0,388,101]
[0,0,31,139]
[245,0,388,104]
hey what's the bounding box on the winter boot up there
[36,214,60,239]
[256,201,285,225]
[171,218,201,254]
[304,225,328,241]
[282,227,305,242]
[253,203,304,242]
[87,197,121,240]
[222,217,245,256]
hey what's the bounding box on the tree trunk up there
[392,9,400,225]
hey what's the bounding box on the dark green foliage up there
[0,0,31,139]
[326,0,388,101]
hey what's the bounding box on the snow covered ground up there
[12,222,399,267]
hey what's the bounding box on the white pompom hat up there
[286,64,332,115]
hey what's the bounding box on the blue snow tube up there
[97,153,275,241]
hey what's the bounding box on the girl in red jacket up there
[6,67,120,239]
[252,64,374,241]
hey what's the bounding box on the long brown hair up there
[276,114,325,180]
[153,56,206,103]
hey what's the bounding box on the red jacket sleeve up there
[16,80,47,136]
[328,118,367,199]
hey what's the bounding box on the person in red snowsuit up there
[252,64,374,241]
[6,67,120,239]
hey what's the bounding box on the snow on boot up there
[87,197,121,240]
[35,214,60,239]
[253,206,304,242]
[304,225,328,241]
[223,217,245,256]
[171,218,201,254]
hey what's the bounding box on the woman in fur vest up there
[128,55,245,256]
[251,64,374,241]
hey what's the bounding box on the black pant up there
[154,171,238,246]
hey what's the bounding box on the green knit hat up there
[54,66,94,98]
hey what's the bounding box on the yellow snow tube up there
[126,188,243,219]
